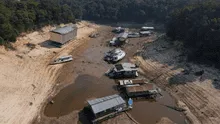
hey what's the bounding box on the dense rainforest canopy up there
[166,0,220,64]
[0,0,189,43]
[0,0,82,43]
[0,0,220,64]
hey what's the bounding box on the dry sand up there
[0,21,98,124]
[133,35,220,124]
[156,117,175,124]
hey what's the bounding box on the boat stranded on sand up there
[112,27,125,33]
[128,32,140,38]
[50,55,73,65]
[105,63,139,79]
[104,48,126,63]
[109,32,128,46]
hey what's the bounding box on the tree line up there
[0,0,81,44]
[166,0,220,65]
[0,0,191,44]
[1,0,220,65]
[82,0,189,22]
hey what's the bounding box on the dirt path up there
[133,36,220,124]
[0,21,98,124]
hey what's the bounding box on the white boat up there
[109,32,129,46]
[104,48,126,63]
[141,26,155,31]
[128,32,140,38]
[139,31,152,36]
[51,55,73,65]
[112,27,125,33]
[109,37,117,46]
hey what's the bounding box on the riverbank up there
[0,21,98,124]
[0,22,195,124]
[133,36,220,124]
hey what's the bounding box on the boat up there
[139,31,152,37]
[109,32,129,46]
[128,32,140,38]
[50,55,73,65]
[104,48,126,63]
[112,27,125,33]
[105,63,139,78]
[141,26,155,31]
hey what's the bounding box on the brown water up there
[44,74,117,117]
[44,28,187,123]
[129,91,186,124]
[44,74,186,123]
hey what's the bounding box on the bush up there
[0,37,5,45]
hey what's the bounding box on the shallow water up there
[44,74,186,124]
[44,74,117,117]
[129,90,186,124]
[44,31,186,123]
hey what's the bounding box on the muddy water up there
[44,28,186,124]
[129,90,186,124]
[44,74,117,117]
[44,27,116,117]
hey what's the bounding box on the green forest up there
[0,0,82,43]
[166,0,220,64]
[0,0,220,64]
[0,0,189,43]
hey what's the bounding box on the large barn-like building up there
[50,25,77,45]
[87,94,127,118]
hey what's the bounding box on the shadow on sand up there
[39,40,62,48]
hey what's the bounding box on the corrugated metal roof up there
[119,79,146,86]
[115,63,138,71]
[126,83,156,93]
[51,25,76,34]
[88,94,125,114]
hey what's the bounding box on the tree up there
[166,0,220,64]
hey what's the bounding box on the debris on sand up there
[26,43,36,50]
[31,84,36,90]
[156,117,175,124]
[89,32,99,38]
[16,54,23,59]
[164,105,186,112]
[50,100,55,104]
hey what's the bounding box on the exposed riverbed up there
[43,26,187,124]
